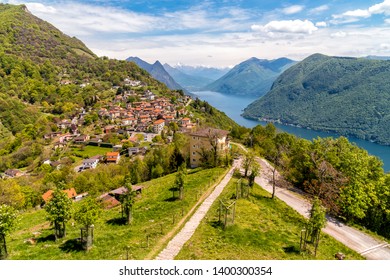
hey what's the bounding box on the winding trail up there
[255,158,390,260]
[155,159,241,260]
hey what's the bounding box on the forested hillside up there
[243,53,390,145]
[203,57,295,97]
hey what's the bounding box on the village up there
[1,78,231,209]
[1,79,197,179]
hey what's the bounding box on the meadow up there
[176,178,364,260]
[7,167,227,260]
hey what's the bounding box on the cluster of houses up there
[42,83,195,153]
[98,94,194,134]
[41,185,143,210]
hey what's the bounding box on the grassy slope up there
[7,167,227,260]
[176,177,364,260]
[0,4,95,62]
[70,146,113,159]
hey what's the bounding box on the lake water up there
[193,91,390,172]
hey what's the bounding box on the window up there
[192,152,196,155]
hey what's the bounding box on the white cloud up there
[369,0,390,15]
[282,5,305,15]
[385,18,390,24]
[332,0,390,24]
[2,1,255,36]
[331,31,348,38]
[316,21,327,27]
[380,43,390,49]
[342,9,371,18]
[25,2,57,14]
[310,5,329,14]
[20,2,158,35]
[252,20,318,35]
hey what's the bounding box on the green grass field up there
[70,145,113,159]
[7,167,227,260]
[175,178,365,260]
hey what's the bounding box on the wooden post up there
[125,245,130,260]
[300,229,306,251]
[160,224,164,235]
[314,231,320,257]
[218,201,222,223]
[303,227,308,251]
[232,201,236,224]
[224,208,228,229]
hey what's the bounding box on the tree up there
[130,156,148,184]
[0,204,18,259]
[207,129,223,168]
[301,198,327,256]
[308,198,327,241]
[175,163,187,200]
[198,129,227,168]
[248,161,260,188]
[303,147,346,216]
[241,153,255,178]
[0,180,25,209]
[267,133,293,199]
[121,176,137,225]
[44,187,73,240]
[74,196,102,250]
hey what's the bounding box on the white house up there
[82,158,99,170]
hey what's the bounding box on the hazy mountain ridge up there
[171,64,230,80]
[163,63,215,91]
[126,57,189,94]
[243,53,390,145]
[202,57,296,97]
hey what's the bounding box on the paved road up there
[256,158,390,260]
[155,159,241,260]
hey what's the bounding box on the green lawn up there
[7,167,227,260]
[70,145,113,159]
[175,177,365,260]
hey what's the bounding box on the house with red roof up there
[153,119,165,134]
[106,151,121,164]
[42,188,78,204]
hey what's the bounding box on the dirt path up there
[154,159,241,260]
[255,157,390,260]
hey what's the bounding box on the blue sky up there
[2,0,390,66]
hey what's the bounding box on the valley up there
[1,3,390,264]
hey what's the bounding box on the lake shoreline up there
[241,115,390,147]
[193,91,390,172]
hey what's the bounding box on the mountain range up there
[163,63,229,91]
[202,57,296,97]
[243,53,390,144]
[127,56,296,97]
[126,57,187,93]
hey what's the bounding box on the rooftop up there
[190,128,229,138]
